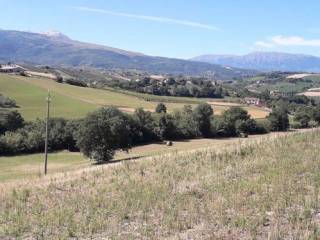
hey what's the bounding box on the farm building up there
[270,90,296,98]
[244,97,262,106]
[0,64,26,73]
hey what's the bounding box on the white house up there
[0,64,26,73]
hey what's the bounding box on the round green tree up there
[77,107,132,163]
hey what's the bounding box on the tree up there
[172,105,200,138]
[77,107,132,163]
[153,113,176,140]
[0,110,24,135]
[193,103,213,137]
[311,107,320,124]
[155,103,167,113]
[294,111,311,128]
[235,118,261,135]
[222,107,250,136]
[267,108,289,131]
[64,119,82,151]
[132,108,157,143]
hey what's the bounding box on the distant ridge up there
[191,52,320,72]
[0,29,256,79]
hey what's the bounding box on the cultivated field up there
[286,73,314,79]
[0,74,269,120]
[301,91,320,97]
[0,130,319,239]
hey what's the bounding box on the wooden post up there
[44,90,51,175]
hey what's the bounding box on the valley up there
[1,11,320,238]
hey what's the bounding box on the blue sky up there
[1,0,320,58]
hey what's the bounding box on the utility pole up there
[44,90,51,175]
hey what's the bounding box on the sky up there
[1,0,320,58]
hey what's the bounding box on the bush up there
[0,118,80,156]
[155,103,167,114]
[0,95,17,108]
[65,79,87,87]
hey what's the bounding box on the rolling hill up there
[0,74,269,120]
[0,30,255,79]
[1,130,319,239]
[192,52,320,72]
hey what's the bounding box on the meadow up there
[0,74,269,120]
[0,129,319,239]
[0,135,272,182]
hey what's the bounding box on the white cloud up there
[254,35,320,48]
[72,6,219,31]
[271,35,320,46]
[254,41,274,48]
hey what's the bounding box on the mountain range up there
[0,30,254,79]
[191,52,320,73]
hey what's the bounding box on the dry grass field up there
[0,129,319,239]
[301,91,320,97]
[0,134,276,183]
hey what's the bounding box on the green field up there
[0,75,96,119]
[0,74,269,120]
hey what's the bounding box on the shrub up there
[0,94,17,108]
[155,103,167,114]
[65,79,87,87]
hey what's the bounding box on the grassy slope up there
[0,74,268,120]
[0,75,96,120]
[0,130,319,239]
[0,136,269,182]
[0,152,87,182]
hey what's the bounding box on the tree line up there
[2,102,315,162]
[106,77,227,98]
